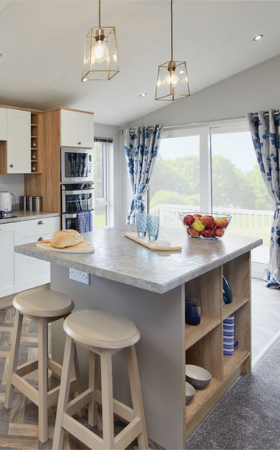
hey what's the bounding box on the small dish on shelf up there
[186,381,195,405]
[185,364,211,390]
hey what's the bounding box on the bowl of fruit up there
[179,212,231,239]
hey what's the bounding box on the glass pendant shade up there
[155,61,190,101]
[82,26,119,81]
[155,0,190,101]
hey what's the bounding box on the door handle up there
[38,237,43,241]
[38,220,44,225]
[10,164,13,168]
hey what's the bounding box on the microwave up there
[61,147,94,183]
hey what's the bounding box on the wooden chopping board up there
[36,239,94,254]
[125,232,182,251]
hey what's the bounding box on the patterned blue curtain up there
[246,110,280,288]
[124,125,162,224]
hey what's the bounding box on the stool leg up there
[73,346,85,417]
[38,318,48,443]
[52,335,75,450]
[101,350,114,449]
[4,309,23,410]
[126,345,149,450]
[88,351,97,427]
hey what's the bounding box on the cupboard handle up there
[38,220,44,225]
[10,164,13,168]
[38,237,43,241]
[78,142,81,145]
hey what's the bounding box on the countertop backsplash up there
[0,174,25,205]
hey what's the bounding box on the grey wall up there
[119,55,280,223]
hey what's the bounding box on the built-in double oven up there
[61,148,94,230]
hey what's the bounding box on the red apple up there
[201,215,216,230]
[215,217,228,229]
[201,228,214,238]
[187,226,200,237]
[183,214,194,227]
[214,228,225,237]
[193,214,202,219]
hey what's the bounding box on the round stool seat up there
[63,309,140,349]
[13,289,74,318]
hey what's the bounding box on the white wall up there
[119,54,280,223]
[0,174,24,207]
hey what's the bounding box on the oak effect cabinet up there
[60,109,94,148]
[0,109,31,174]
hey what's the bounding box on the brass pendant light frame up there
[81,0,120,81]
[155,0,190,101]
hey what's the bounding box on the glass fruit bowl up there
[179,212,232,239]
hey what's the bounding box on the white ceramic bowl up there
[186,381,195,405]
[185,364,211,390]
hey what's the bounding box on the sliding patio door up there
[210,125,274,268]
[149,122,272,271]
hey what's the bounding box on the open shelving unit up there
[30,112,42,173]
[184,251,251,437]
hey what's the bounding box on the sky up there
[160,132,256,173]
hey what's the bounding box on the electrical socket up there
[69,268,90,285]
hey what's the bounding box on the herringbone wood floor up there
[0,289,161,450]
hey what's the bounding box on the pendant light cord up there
[171,0,173,62]
[99,0,101,28]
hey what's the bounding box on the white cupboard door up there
[0,108,8,140]
[60,110,94,148]
[0,223,22,297]
[7,109,31,174]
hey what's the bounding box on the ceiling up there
[0,0,280,126]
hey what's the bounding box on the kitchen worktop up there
[0,210,60,224]
[15,225,262,294]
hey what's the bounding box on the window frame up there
[94,137,113,228]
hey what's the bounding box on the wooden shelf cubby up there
[30,113,42,174]
[185,251,251,437]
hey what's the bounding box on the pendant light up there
[155,0,190,101]
[81,0,119,81]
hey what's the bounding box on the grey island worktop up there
[14,225,262,294]
[14,226,262,449]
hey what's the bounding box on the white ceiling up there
[0,0,280,126]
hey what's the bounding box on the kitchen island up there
[15,226,262,450]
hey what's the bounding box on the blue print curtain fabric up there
[124,125,162,224]
[247,110,280,288]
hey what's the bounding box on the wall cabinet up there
[60,109,94,148]
[0,107,8,140]
[0,217,60,298]
[0,109,31,174]
[7,109,31,174]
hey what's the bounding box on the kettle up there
[0,190,16,213]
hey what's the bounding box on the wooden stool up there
[5,289,83,444]
[52,309,149,450]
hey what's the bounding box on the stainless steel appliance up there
[61,148,94,183]
[0,190,16,217]
[61,183,94,230]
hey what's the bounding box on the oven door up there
[62,188,94,214]
[61,148,93,182]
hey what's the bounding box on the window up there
[93,138,112,228]
[149,121,273,265]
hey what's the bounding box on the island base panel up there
[51,265,186,450]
